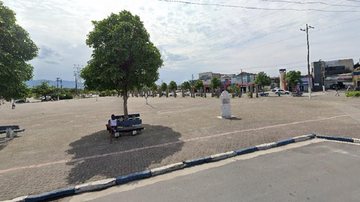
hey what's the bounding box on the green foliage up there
[345,91,360,97]
[0,2,38,100]
[161,82,168,92]
[149,83,158,93]
[31,82,55,98]
[168,81,177,91]
[255,72,271,89]
[81,10,162,115]
[194,80,204,90]
[247,91,253,98]
[59,93,73,100]
[181,81,191,90]
[211,77,221,90]
[228,84,240,95]
[285,71,301,89]
[99,90,114,97]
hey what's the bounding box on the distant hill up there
[26,80,84,89]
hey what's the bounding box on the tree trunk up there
[123,93,128,119]
[255,85,259,98]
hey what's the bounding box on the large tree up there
[82,11,163,117]
[285,71,301,90]
[0,2,38,100]
[254,72,271,92]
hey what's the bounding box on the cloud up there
[38,46,61,59]
[3,0,359,83]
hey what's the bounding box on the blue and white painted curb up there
[115,170,152,185]
[74,178,116,194]
[150,162,185,176]
[7,133,351,202]
[23,187,75,202]
[317,135,360,144]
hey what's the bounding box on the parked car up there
[169,92,177,96]
[40,95,53,101]
[271,87,280,92]
[184,91,191,96]
[274,89,290,95]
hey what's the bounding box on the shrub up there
[247,92,253,98]
[59,94,73,100]
[345,91,360,97]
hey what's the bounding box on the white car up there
[271,87,280,92]
[274,89,290,95]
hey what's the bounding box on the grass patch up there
[345,91,360,97]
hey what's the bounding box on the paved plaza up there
[65,140,360,202]
[0,92,359,200]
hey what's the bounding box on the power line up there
[158,0,360,12]
[261,0,360,8]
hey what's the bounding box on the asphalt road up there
[71,140,360,202]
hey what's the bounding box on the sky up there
[3,0,360,84]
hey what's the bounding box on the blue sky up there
[3,0,360,84]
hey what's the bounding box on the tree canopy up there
[285,71,301,89]
[31,81,55,98]
[81,10,162,116]
[255,72,271,86]
[181,81,191,90]
[0,2,38,100]
[160,82,168,92]
[168,81,177,91]
[194,80,204,90]
[255,72,271,91]
[211,77,221,90]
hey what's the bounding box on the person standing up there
[335,86,340,96]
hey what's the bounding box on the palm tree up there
[181,81,191,97]
[211,77,221,97]
[169,81,177,98]
[194,80,204,97]
[161,82,168,97]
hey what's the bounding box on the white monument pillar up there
[220,90,231,119]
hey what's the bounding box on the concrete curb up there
[74,178,116,194]
[208,151,237,162]
[4,133,321,202]
[150,162,185,176]
[115,170,152,185]
[24,187,75,202]
[293,133,316,142]
[184,156,212,167]
[317,135,360,143]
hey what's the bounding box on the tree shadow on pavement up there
[66,124,183,185]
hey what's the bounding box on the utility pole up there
[300,24,314,100]
[191,74,194,98]
[73,64,80,96]
[56,77,61,100]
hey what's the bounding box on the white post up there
[220,91,231,119]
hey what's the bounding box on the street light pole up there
[301,24,314,100]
